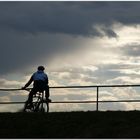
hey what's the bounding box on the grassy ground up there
[0,111,140,138]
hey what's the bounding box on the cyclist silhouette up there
[22,66,51,107]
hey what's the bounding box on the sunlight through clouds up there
[1,2,140,112]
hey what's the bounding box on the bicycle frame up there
[24,90,49,113]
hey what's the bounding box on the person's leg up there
[27,88,37,104]
[45,86,49,98]
[24,88,38,110]
[45,85,51,102]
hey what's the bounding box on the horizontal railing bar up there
[0,88,23,91]
[51,101,96,103]
[99,100,140,102]
[50,86,98,89]
[50,85,140,88]
[52,100,140,103]
[0,101,96,104]
[0,84,140,91]
[0,102,25,104]
[0,100,140,104]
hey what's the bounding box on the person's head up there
[37,66,45,71]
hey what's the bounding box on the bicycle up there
[23,89,50,113]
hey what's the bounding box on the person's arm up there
[22,75,33,89]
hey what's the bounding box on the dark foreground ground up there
[0,111,140,138]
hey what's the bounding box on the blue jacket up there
[24,70,48,88]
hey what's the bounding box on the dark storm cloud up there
[0,30,77,75]
[0,2,140,37]
[0,1,140,75]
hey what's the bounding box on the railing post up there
[96,86,99,111]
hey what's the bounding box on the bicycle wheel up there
[37,101,49,112]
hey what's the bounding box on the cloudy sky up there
[1,1,140,112]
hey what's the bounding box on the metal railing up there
[0,84,140,111]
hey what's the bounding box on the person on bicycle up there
[22,66,51,106]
